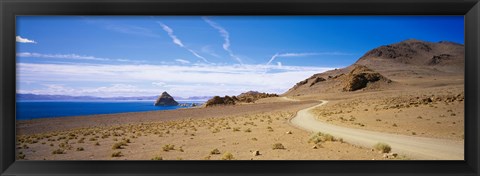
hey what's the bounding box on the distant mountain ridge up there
[355,39,464,72]
[16,93,212,101]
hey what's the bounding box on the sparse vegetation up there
[267,126,274,132]
[111,151,122,157]
[52,149,65,154]
[272,143,285,150]
[222,152,234,160]
[162,144,175,151]
[373,142,392,153]
[309,132,336,144]
[151,156,163,160]
[210,148,221,155]
[18,153,26,159]
[112,142,127,149]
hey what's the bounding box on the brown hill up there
[355,39,464,74]
[284,39,464,96]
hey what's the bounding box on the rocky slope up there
[356,39,464,70]
[284,39,464,96]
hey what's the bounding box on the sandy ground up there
[290,100,463,160]
[15,75,464,160]
[15,102,390,160]
[306,80,464,141]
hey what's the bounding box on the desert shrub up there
[308,132,336,144]
[94,142,100,146]
[210,148,221,155]
[212,128,220,133]
[267,126,274,132]
[233,127,241,132]
[76,147,84,151]
[112,142,127,149]
[272,143,285,150]
[244,128,252,133]
[18,153,26,159]
[78,138,85,143]
[373,142,391,153]
[123,138,131,143]
[111,151,122,157]
[151,156,163,160]
[162,144,175,151]
[52,149,65,154]
[222,152,234,160]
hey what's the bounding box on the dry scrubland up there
[15,39,463,160]
[16,103,393,160]
[309,78,464,141]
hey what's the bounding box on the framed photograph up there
[1,0,479,175]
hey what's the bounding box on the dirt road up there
[289,100,464,160]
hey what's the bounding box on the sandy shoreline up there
[17,100,317,135]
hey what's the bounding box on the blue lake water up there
[16,100,205,120]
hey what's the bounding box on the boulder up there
[253,150,261,156]
[154,92,179,106]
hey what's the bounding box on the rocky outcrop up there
[342,65,392,91]
[235,91,278,103]
[428,54,453,65]
[154,92,179,106]
[204,91,279,107]
[204,96,236,107]
[309,77,326,87]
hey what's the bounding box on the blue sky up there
[16,16,464,98]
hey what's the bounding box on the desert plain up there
[15,39,465,160]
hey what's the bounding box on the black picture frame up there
[1,0,479,175]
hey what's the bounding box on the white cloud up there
[175,59,190,64]
[16,52,145,63]
[105,24,161,38]
[18,84,153,97]
[266,52,352,66]
[159,23,184,47]
[158,22,209,63]
[277,62,282,67]
[152,82,166,87]
[201,45,221,58]
[17,62,336,97]
[203,17,243,64]
[17,52,109,61]
[16,36,37,44]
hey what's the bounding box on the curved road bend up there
[288,99,464,160]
